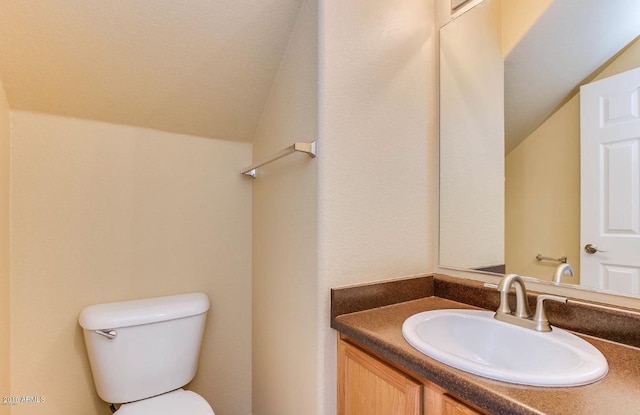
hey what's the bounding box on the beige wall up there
[0,78,10,414]
[252,1,435,413]
[439,0,504,269]
[505,96,581,282]
[251,0,318,414]
[9,111,252,414]
[318,0,435,413]
[437,0,553,56]
[501,0,552,56]
[3,2,437,414]
[505,37,640,283]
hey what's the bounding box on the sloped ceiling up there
[0,0,302,142]
[504,0,640,154]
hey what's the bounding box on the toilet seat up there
[114,389,214,415]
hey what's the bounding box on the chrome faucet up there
[495,274,568,332]
[496,274,532,318]
[553,263,574,284]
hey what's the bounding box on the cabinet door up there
[423,380,484,415]
[442,395,483,415]
[338,338,421,415]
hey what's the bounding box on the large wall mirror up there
[439,0,640,298]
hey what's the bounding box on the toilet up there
[78,293,215,414]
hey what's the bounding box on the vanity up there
[332,275,640,415]
[338,334,479,415]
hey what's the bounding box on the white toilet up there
[78,293,215,415]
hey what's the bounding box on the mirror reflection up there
[439,0,640,297]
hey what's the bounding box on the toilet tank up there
[79,293,210,404]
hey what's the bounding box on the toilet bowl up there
[79,293,215,414]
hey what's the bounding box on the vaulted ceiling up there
[0,0,302,142]
[504,0,640,154]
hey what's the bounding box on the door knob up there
[584,244,607,254]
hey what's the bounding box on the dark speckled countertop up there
[331,275,640,415]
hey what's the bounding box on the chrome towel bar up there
[241,141,316,178]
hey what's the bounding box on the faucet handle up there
[533,295,568,332]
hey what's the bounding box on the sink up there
[402,309,608,387]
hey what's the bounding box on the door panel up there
[580,66,640,294]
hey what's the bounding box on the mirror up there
[439,0,640,297]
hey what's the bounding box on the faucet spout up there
[494,274,567,332]
[553,263,574,284]
[496,273,532,318]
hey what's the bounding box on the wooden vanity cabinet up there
[338,336,485,415]
[338,337,421,415]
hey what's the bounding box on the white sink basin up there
[402,309,608,387]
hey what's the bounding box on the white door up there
[580,66,640,295]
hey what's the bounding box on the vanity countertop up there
[333,289,640,415]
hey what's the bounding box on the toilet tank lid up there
[78,293,210,330]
